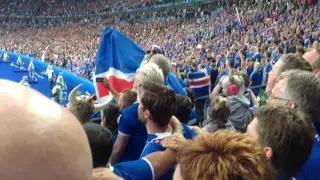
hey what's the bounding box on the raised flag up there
[94,28,186,101]
[188,71,211,100]
[94,28,145,100]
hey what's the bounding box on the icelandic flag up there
[188,71,211,100]
[94,28,145,100]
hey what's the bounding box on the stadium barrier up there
[0,50,95,96]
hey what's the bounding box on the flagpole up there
[235,6,241,25]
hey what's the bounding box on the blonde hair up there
[177,130,274,180]
[137,62,164,86]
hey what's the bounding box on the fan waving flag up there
[94,28,146,100]
[188,71,211,100]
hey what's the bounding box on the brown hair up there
[255,104,315,177]
[177,130,274,180]
[121,90,137,109]
[278,53,312,75]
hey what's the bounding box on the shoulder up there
[112,158,154,180]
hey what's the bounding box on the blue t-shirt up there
[188,109,198,126]
[180,79,187,88]
[118,103,147,162]
[167,72,187,96]
[182,123,197,140]
[112,158,154,180]
[272,54,281,65]
[250,71,263,96]
[247,67,253,77]
[140,133,175,180]
[296,122,320,180]
[234,56,241,69]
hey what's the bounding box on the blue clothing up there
[182,123,197,139]
[167,72,187,96]
[188,109,198,126]
[141,133,174,180]
[217,57,226,68]
[112,158,154,180]
[250,71,263,96]
[272,54,281,65]
[296,122,320,180]
[234,56,241,69]
[118,103,147,162]
[247,67,253,77]
[180,79,187,88]
[215,70,229,86]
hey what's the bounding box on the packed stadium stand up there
[0,0,320,179]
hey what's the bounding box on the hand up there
[161,133,186,151]
[92,168,123,180]
[103,77,111,90]
[169,116,183,134]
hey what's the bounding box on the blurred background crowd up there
[0,0,320,179]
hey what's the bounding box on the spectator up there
[303,48,320,75]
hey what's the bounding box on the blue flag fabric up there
[188,71,210,100]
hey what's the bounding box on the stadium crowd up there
[0,0,320,179]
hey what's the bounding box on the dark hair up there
[141,83,176,127]
[278,53,312,75]
[207,96,230,129]
[102,103,121,134]
[121,90,137,109]
[184,87,195,108]
[74,102,94,124]
[83,122,114,168]
[255,104,315,177]
[175,95,192,124]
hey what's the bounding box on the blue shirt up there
[167,72,187,96]
[140,132,175,180]
[250,71,263,96]
[112,158,154,180]
[188,109,198,126]
[182,123,197,140]
[272,54,281,65]
[296,122,320,180]
[118,103,147,162]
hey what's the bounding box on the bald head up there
[0,80,92,180]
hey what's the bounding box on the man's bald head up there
[149,54,171,80]
[0,80,92,180]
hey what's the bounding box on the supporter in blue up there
[246,59,254,77]
[271,46,283,65]
[101,103,122,143]
[108,62,165,165]
[178,72,187,88]
[262,51,272,83]
[249,62,263,96]
[174,94,197,139]
[150,54,187,96]
[216,54,226,68]
[137,83,177,180]
[215,58,234,86]
[247,104,315,180]
[184,87,198,126]
[266,70,320,180]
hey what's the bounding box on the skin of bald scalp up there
[0,80,93,180]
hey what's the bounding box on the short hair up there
[174,95,192,124]
[121,90,137,109]
[149,54,171,80]
[137,62,164,86]
[277,53,312,75]
[177,130,274,180]
[102,103,121,134]
[281,69,320,122]
[209,96,230,129]
[83,123,113,168]
[233,71,250,87]
[141,83,176,127]
[255,104,315,177]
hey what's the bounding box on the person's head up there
[174,95,192,124]
[149,54,171,80]
[102,103,121,134]
[253,61,261,72]
[83,122,113,168]
[0,80,92,180]
[174,130,274,180]
[118,90,137,110]
[147,44,163,59]
[268,69,320,123]
[247,104,315,177]
[303,48,320,75]
[133,62,164,92]
[221,74,245,96]
[138,83,176,127]
[178,72,186,81]
[276,46,284,54]
[233,71,250,88]
[209,96,230,129]
[266,53,312,93]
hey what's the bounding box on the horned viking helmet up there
[68,84,112,112]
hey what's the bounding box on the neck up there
[146,120,170,135]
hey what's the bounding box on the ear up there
[145,109,151,120]
[264,147,273,160]
[288,101,297,109]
